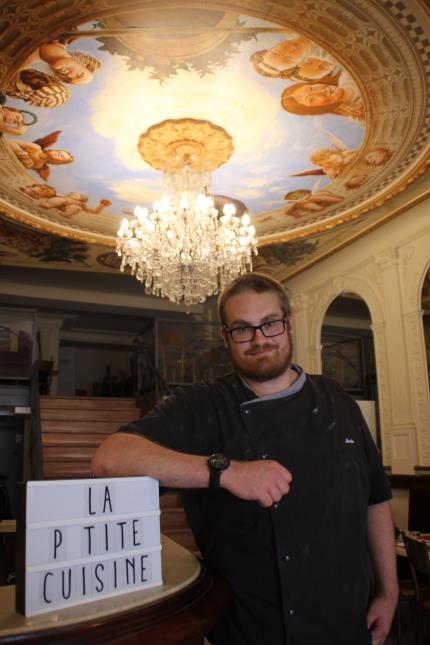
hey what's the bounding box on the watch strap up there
[209,468,222,489]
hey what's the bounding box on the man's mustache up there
[245,343,276,355]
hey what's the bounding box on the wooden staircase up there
[40,396,139,479]
[39,396,198,553]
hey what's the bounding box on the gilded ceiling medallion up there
[137,118,234,172]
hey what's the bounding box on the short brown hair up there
[218,272,291,324]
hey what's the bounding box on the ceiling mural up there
[0,0,429,283]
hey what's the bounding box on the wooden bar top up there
[0,535,229,644]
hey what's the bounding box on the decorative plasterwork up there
[300,272,391,461]
[403,308,430,463]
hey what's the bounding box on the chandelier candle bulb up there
[223,203,236,217]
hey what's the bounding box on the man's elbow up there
[91,447,113,478]
[91,432,146,478]
[91,435,121,478]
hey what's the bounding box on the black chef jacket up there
[118,370,391,645]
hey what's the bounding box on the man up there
[91,273,398,645]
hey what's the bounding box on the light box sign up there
[16,477,162,616]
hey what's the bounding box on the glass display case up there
[0,309,36,380]
[155,319,231,386]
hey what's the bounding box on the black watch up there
[207,453,230,489]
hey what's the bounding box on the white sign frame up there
[16,477,162,616]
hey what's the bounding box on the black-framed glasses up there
[224,318,288,343]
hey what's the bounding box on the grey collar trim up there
[240,364,306,404]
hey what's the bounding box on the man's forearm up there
[91,432,210,487]
[367,500,398,598]
[366,501,398,643]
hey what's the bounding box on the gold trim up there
[0,202,116,246]
[257,153,430,248]
[273,181,430,282]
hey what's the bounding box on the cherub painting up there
[20,184,111,217]
[249,34,363,123]
[38,192,111,216]
[6,69,71,108]
[286,189,344,219]
[20,38,101,85]
[9,131,74,179]
[5,35,100,110]
[291,132,358,180]
[0,10,372,250]
[281,73,364,122]
[0,103,37,136]
[250,35,340,84]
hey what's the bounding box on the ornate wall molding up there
[289,205,430,471]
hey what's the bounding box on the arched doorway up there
[421,266,430,389]
[320,292,380,447]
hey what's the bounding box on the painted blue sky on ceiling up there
[3,8,365,234]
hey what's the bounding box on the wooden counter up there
[0,535,229,644]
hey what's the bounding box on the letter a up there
[103,486,113,513]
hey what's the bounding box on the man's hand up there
[221,459,292,507]
[367,594,398,645]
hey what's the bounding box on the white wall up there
[287,198,430,473]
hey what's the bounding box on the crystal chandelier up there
[116,118,257,308]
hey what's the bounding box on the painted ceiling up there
[0,0,429,287]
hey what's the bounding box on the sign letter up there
[88,487,96,515]
[53,528,63,559]
[43,571,53,604]
[83,525,95,555]
[103,486,113,513]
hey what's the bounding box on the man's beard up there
[232,334,293,383]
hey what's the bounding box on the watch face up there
[208,453,230,471]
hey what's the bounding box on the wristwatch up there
[207,453,230,489]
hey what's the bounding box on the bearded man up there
[92,273,398,645]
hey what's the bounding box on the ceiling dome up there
[0,0,429,280]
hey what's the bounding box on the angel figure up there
[38,191,112,217]
[21,38,101,85]
[291,131,358,180]
[0,104,37,136]
[19,183,111,216]
[9,131,74,180]
[286,188,344,219]
[250,35,340,84]
[281,69,364,122]
[6,69,71,108]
